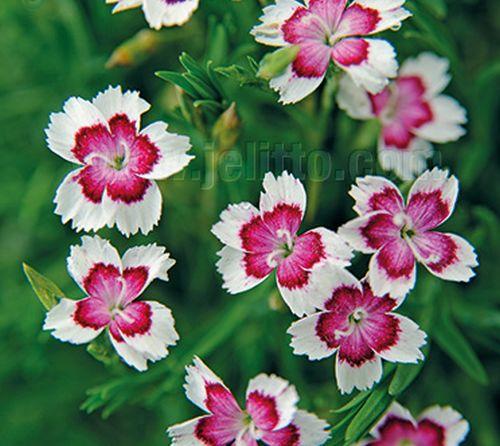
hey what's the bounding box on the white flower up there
[338,53,467,180]
[43,235,179,371]
[46,85,193,236]
[107,0,199,30]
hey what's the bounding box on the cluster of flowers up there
[167,357,469,446]
[37,0,477,445]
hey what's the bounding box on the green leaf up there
[155,71,199,98]
[206,21,229,66]
[216,64,262,87]
[87,336,119,367]
[180,52,212,85]
[389,345,429,396]
[332,390,370,413]
[434,305,489,385]
[328,409,358,446]
[416,0,447,19]
[257,46,300,80]
[23,263,65,310]
[345,386,394,444]
[184,72,220,99]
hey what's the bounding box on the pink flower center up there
[271,229,296,261]
[393,212,416,239]
[335,307,368,338]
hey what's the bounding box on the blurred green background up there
[1,0,499,445]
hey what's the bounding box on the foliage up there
[1,0,499,445]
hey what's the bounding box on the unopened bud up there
[212,103,241,153]
[257,46,300,80]
[106,29,162,69]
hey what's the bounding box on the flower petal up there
[400,52,452,97]
[251,0,303,47]
[216,246,272,294]
[246,374,298,431]
[260,171,306,223]
[138,121,193,180]
[288,312,338,360]
[410,232,478,282]
[111,301,179,364]
[307,0,348,29]
[336,0,411,38]
[414,96,467,143]
[406,167,459,231]
[306,263,363,311]
[418,406,470,446]
[335,353,382,394]
[142,0,199,30]
[372,314,426,363]
[43,298,107,344]
[92,85,150,129]
[108,330,148,371]
[67,235,122,292]
[338,211,400,254]
[261,409,330,446]
[212,202,261,252]
[168,416,210,446]
[45,97,108,164]
[169,415,243,446]
[369,402,417,439]
[54,168,115,233]
[349,175,404,215]
[337,74,375,120]
[368,239,416,300]
[378,136,434,181]
[121,244,176,304]
[108,0,142,13]
[110,179,162,237]
[305,227,354,267]
[276,272,318,316]
[184,357,242,416]
[269,62,327,105]
[332,38,398,94]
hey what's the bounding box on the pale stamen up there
[276,228,294,251]
[334,308,368,338]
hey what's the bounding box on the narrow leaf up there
[389,345,429,396]
[434,307,489,385]
[23,263,65,310]
[333,390,370,413]
[345,386,394,444]
[155,71,199,98]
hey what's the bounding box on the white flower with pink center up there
[251,0,411,104]
[168,357,330,446]
[338,53,467,180]
[338,168,478,300]
[358,402,469,446]
[46,86,193,236]
[43,235,179,371]
[106,0,199,30]
[288,264,426,394]
[211,171,353,316]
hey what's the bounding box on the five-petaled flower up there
[43,235,179,371]
[251,0,411,104]
[359,402,469,446]
[288,264,426,394]
[337,52,467,180]
[106,0,199,30]
[338,168,478,300]
[212,171,353,316]
[46,85,193,236]
[168,357,330,446]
